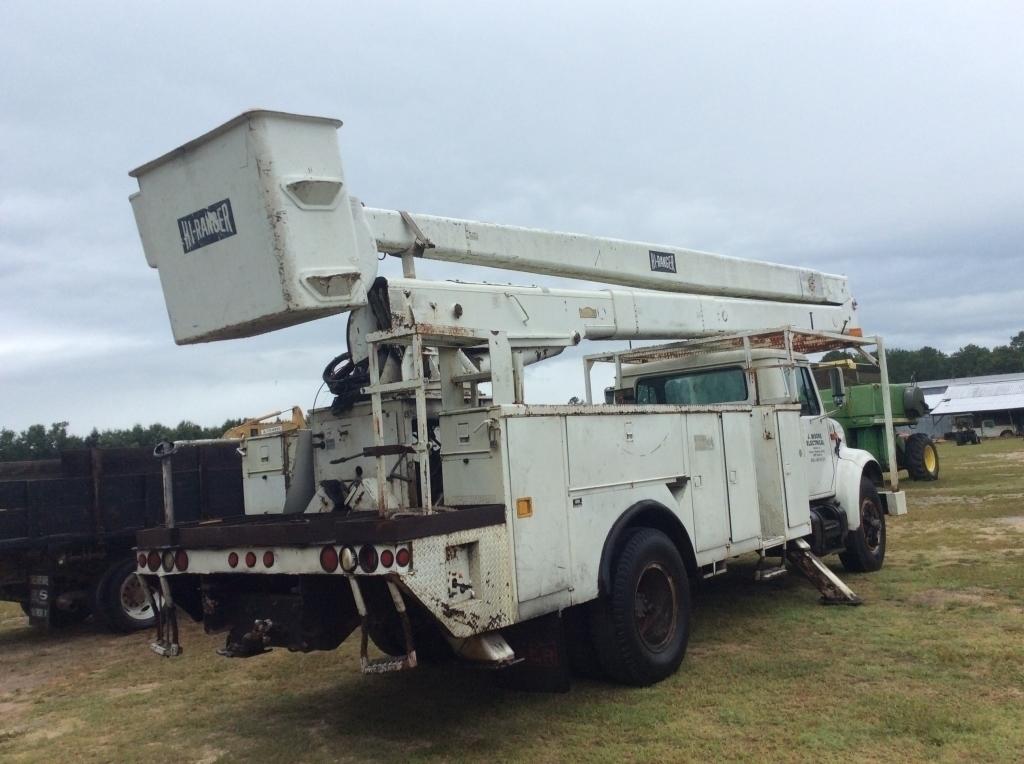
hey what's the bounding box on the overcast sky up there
[2,1,1022,434]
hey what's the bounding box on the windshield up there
[635,366,748,405]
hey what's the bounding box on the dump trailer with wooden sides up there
[0,444,242,631]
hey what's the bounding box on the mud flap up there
[494,611,571,693]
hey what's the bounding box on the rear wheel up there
[904,433,939,481]
[589,528,691,686]
[840,477,886,573]
[93,558,158,633]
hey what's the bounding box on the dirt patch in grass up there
[907,587,1001,609]
[994,515,1024,530]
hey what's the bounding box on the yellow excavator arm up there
[222,406,307,440]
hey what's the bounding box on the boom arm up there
[128,110,858,347]
[366,208,849,306]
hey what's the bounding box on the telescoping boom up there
[129,110,857,347]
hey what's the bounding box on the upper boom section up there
[366,209,848,306]
[129,110,854,345]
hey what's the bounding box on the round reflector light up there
[162,550,175,572]
[137,553,147,568]
[228,552,239,568]
[320,546,339,572]
[147,550,161,572]
[340,547,357,573]
[245,551,257,568]
[380,549,394,568]
[395,547,411,567]
[358,545,379,573]
[175,549,189,572]
[263,550,275,568]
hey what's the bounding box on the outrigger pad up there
[494,612,571,693]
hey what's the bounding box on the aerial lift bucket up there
[129,110,379,345]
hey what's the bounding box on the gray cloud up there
[2,1,1022,432]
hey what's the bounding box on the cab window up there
[636,366,748,405]
[796,366,821,416]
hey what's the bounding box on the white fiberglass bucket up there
[129,110,377,344]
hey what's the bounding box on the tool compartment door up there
[777,410,811,533]
[505,417,571,602]
[722,411,760,545]
[686,413,730,553]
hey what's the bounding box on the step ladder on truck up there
[127,110,906,688]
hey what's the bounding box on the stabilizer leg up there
[787,539,862,605]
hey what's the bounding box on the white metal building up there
[916,372,1024,439]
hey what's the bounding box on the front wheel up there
[840,477,887,573]
[589,528,691,686]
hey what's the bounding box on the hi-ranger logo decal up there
[178,199,237,253]
[649,250,677,273]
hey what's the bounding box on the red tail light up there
[174,549,189,571]
[395,547,411,567]
[245,551,257,568]
[320,546,339,572]
[380,549,394,568]
[358,545,379,573]
[228,552,239,568]
[137,553,147,568]
[147,550,161,572]
[263,550,275,568]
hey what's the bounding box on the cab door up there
[794,365,837,498]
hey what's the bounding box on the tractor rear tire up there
[839,478,886,573]
[904,433,939,481]
[589,528,691,686]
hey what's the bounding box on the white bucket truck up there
[129,111,906,687]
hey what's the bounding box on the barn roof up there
[928,380,1024,415]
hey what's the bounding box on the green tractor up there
[817,360,940,481]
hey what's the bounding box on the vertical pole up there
[161,453,176,528]
[876,336,899,492]
[367,342,387,516]
[584,358,594,404]
[412,331,432,512]
[512,351,525,404]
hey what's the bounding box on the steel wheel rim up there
[119,574,155,623]
[861,498,883,552]
[634,562,678,652]
[924,446,937,473]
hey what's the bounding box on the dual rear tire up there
[93,559,158,633]
[586,528,691,686]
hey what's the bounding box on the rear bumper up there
[136,503,504,550]
[136,505,516,640]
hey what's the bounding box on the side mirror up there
[828,367,846,406]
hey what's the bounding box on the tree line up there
[0,419,243,462]
[3,332,1022,461]
[826,331,1024,384]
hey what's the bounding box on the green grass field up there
[2,438,1022,763]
